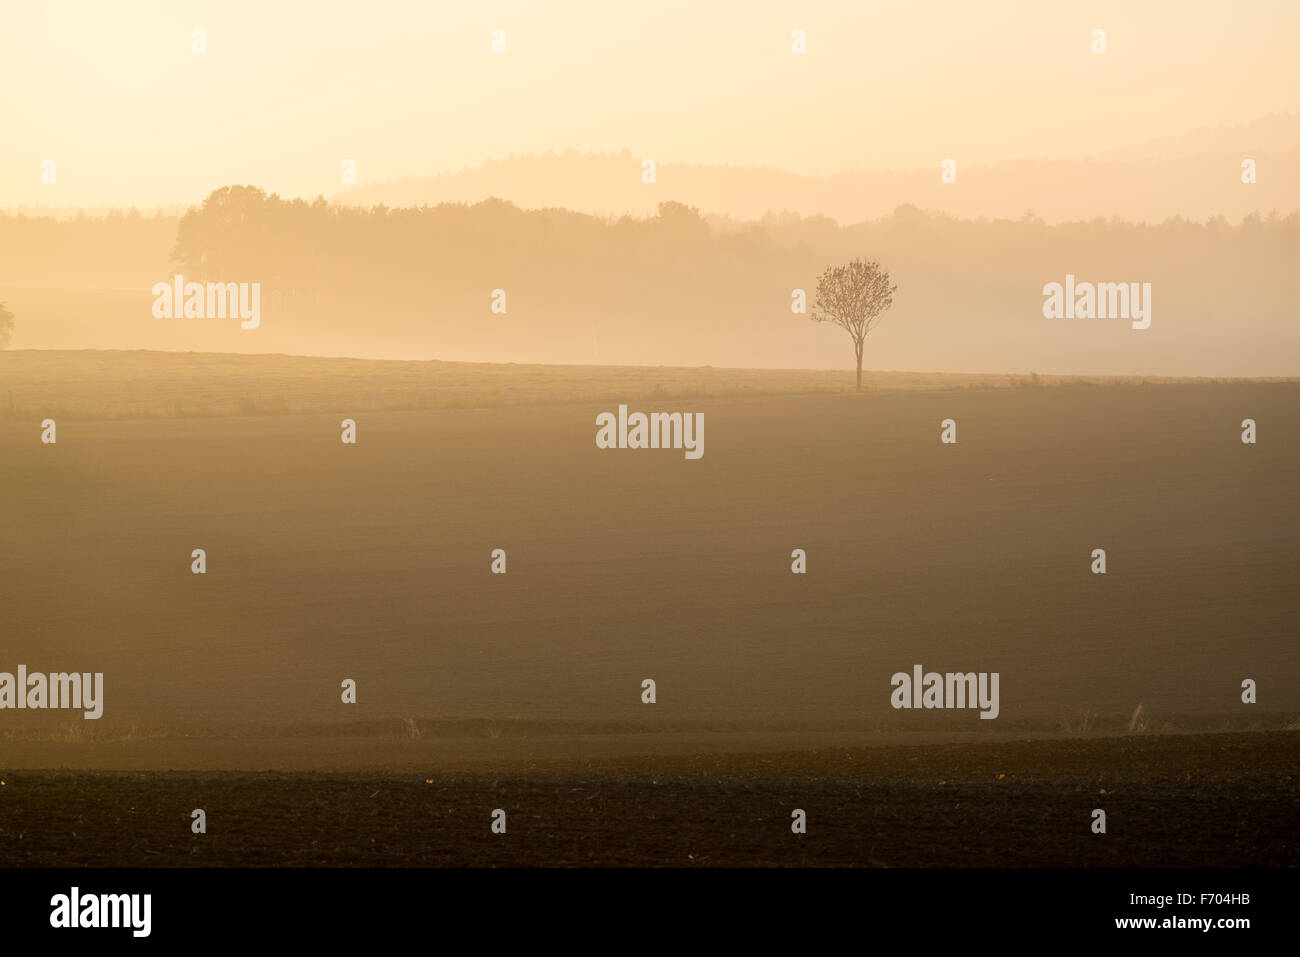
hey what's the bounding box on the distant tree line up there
[1,193,1295,369]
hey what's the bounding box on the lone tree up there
[0,301,13,349]
[811,258,897,390]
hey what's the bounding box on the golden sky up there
[3,0,1298,208]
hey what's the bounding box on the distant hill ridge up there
[335,115,1300,224]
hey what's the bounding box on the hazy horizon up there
[7,118,1299,225]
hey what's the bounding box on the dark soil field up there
[2,733,1295,867]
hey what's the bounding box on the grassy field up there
[0,357,1295,745]
[0,351,1295,864]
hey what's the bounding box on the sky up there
[2,0,1299,208]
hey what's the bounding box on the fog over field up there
[2,0,1296,873]
[2,198,1296,376]
[3,367,1296,771]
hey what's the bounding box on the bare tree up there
[811,258,897,390]
[0,301,13,349]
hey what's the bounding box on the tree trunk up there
[855,341,864,390]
